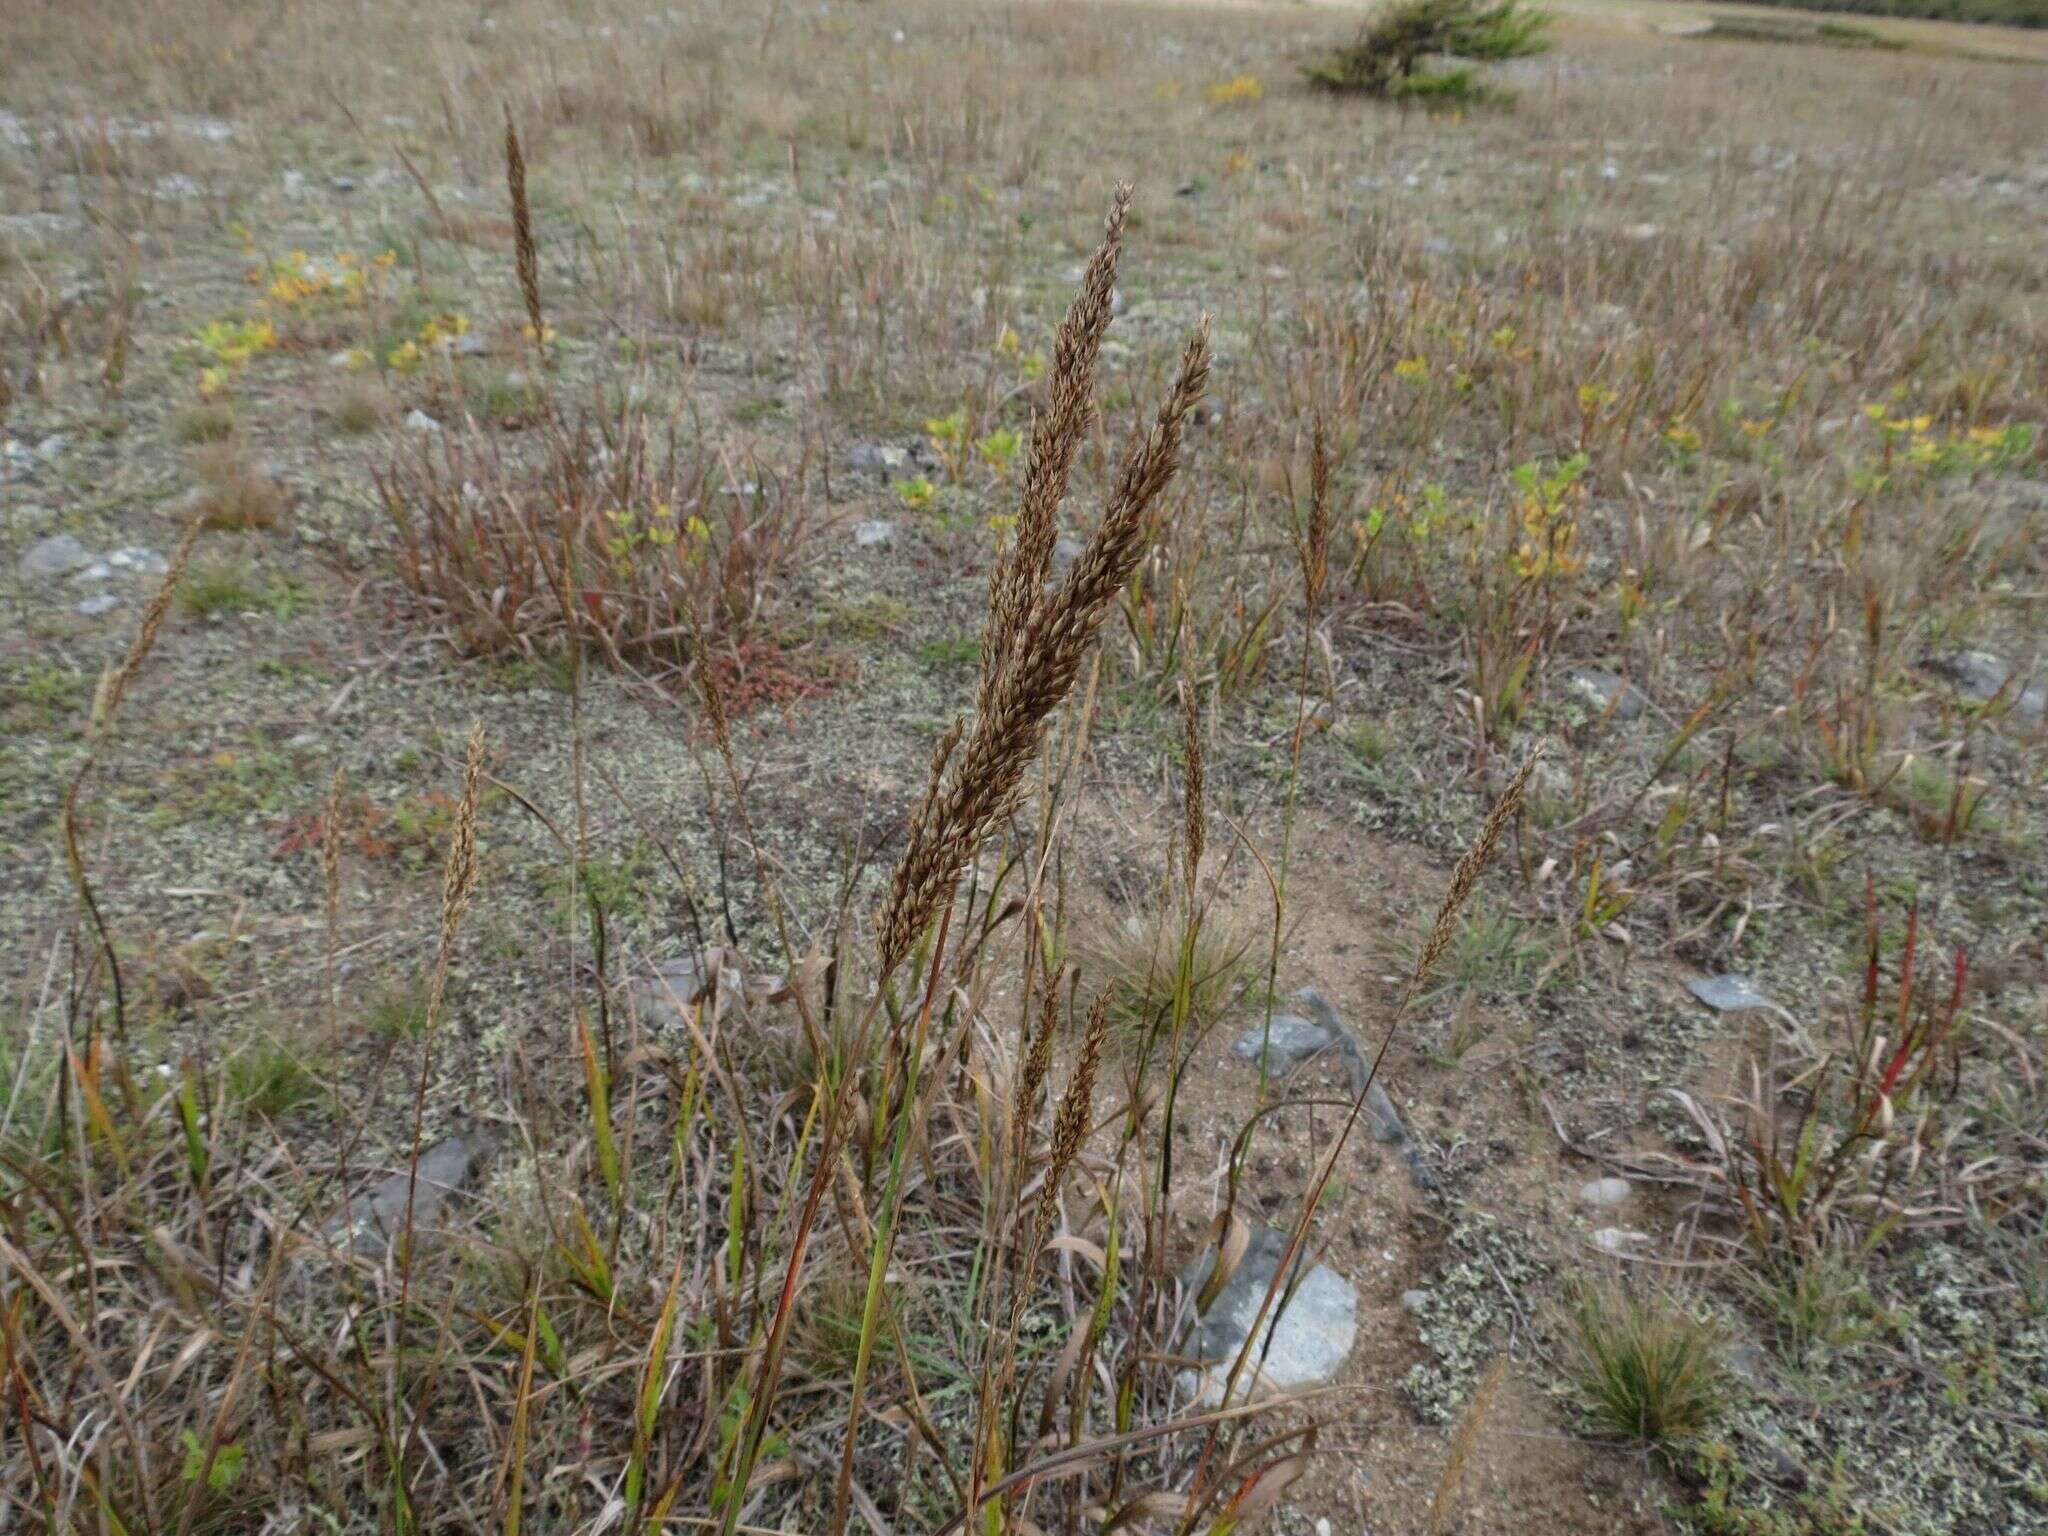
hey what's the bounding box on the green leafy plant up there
[1304,0,1550,103]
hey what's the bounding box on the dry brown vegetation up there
[2,0,2046,1534]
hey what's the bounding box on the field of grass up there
[3,1,2046,1533]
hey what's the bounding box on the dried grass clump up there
[376,400,813,681]
[191,441,286,531]
[1078,899,1257,1057]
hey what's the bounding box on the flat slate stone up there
[1564,667,1648,722]
[1180,1227,1358,1406]
[1232,1012,1343,1072]
[1687,974,1772,1013]
[324,1136,477,1261]
[846,442,908,477]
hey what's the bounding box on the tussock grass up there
[1563,1282,1733,1443]
[1077,898,1258,1058]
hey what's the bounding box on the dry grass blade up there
[1430,1354,1505,1533]
[1409,751,1539,1002]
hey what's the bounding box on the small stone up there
[324,1136,478,1261]
[328,350,358,369]
[76,593,120,617]
[1728,1340,1769,1387]
[1179,1227,1359,1406]
[1921,650,2045,723]
[282,169,307,195]
[73,561,114,583]
[1592,1226,1650,1254]
[35,433,68,459]
[1400,1288,1431,1313]
[1174,179,1201,197]
[453,332,491,357]
[1687,974,1772,1013]
[330,174,357,193]
[404,409,440,433]
[1564,666,1647,721]
[18,533,91,579]
[1579,1176,1633,1208]
[107,546,168,575]
[853,519,896,549]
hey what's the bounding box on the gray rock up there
[324,1136,477,1261]
[76,593,120,617]
[1363,1080,1410,1147]
[1564,666,1648,722]
[404,409,440,434]
[1592,1226,1651,1254]
[853,519,896,549]
[18,533,91,579]
[1579,1176,1633,1208]
[73,562,114,584]
[1687,974,1772,1013]
[1728,1340,1769,1388]
[1400,1288,1431,1313]
[1921,651,2044,723]
[630,952,744,1025]
[453,332,491,358]
[330,174,357,193]
[1180,1227,1358,1405]
[1233,1013,1344,1073]
[1241,988,1436,1189]
[633,955,708,1018]
[846,441,908,477]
